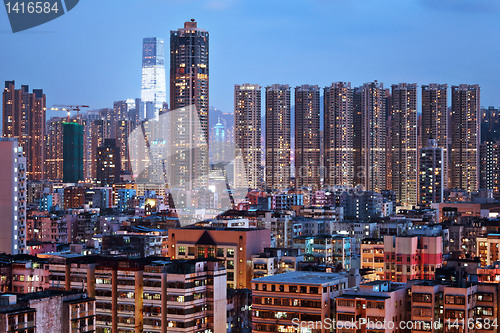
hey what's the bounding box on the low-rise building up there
[335,280,408,332]
[383,235,443,282]
[361,238,385,281]
[0,290,95,333]
[167,226,271,288]
[47,255,227,333]
[251,271,351,333]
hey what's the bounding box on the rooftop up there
[251,271,347,285]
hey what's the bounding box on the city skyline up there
[1,0,500,118]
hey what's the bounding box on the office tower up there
[324,82,354,187]
[450,84,480,192]
[170,19,209,190]
[420,139,444,205]
[234,84,262,189]
[45,117,65,180]
[211,118,225,164]
[294,85,321,190]
[265,84,291,191]
[479,141,500,194]
[96,139,120,185]
[2,81,46,180]
[141,37,167,120]
[421,84,449,188]
[0,138,27,254]
[354,82,386,193]
[63,122,84,183]
[391,83,418,207]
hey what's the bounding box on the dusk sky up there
[1,0,500,118]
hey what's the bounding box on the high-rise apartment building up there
[391,83,418,207]
[170,19,209,191]
[45,117,65,180]
[420,139,444,205]
[234,84,262,189]
[141,37,167,120]
[450,84,480,193]
[96,139,121,185]
[265,84,291,191]
[421,84,448,187]
[480,141,500,194]
[354,82,386,193]
[0,138,27,254]
[294,85,321,190]
[324,82,354,187]
[2,81,46,180]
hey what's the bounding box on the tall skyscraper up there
[212,118,225,164]
[45,117,65,180]
[141,37,167,120]
[295,85,321,190]
[421,84,448,187]
[450,84,480,193]
[0,138,27,254]
[420,139,444,205]
[354,82,386,193]
[170,19,209,190]
[391,83,418,207]
[479,141,500,194]
[265,84,291,191]
[234,84,262,189]
[2,81,46,180]
[96,139,121,185]
[63,122,84,183]
[324,82,354,187]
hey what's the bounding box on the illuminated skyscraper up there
[96,139,120,185]
[421,84,448,187]
[265,84,291,191]
[420,139,444,205]
[295,85,321,190]
[324,82,354,187]
[234,84,262,189]
[141,37,167,120]
[354,82,386,193]
[212,117,225,164]
[2,81,46,180]
[391,83,418,207]
[169,19,209,190]
[45,117,65,180]
[450,84,480,193]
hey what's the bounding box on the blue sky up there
[1,0,500,118]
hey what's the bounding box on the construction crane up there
[50,105,89,122]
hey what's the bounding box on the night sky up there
[1,0,500,119]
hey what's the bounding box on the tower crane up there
[50,105,89,122]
